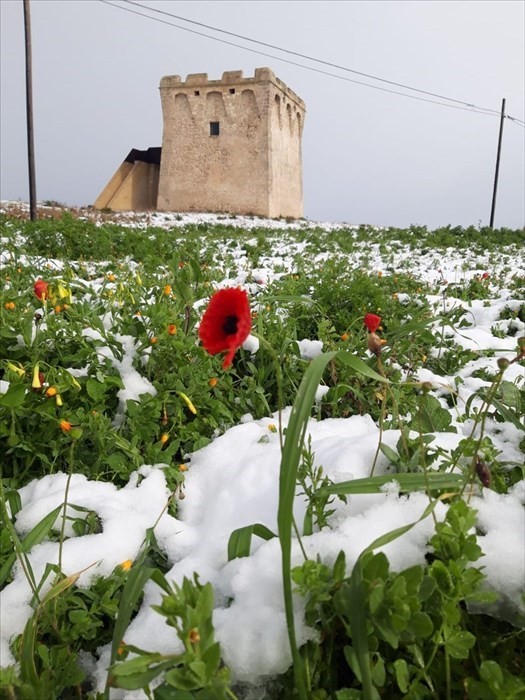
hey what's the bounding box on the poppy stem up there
[251,332,284,451]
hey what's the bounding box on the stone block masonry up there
[157,68,306,218]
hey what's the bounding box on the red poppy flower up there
[34,279,49,300]
[364,313,381,333]
[199,288,252,369]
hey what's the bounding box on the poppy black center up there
[222,315,239,335]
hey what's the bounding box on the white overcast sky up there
[1,0,524,228]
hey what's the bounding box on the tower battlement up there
[159,68,305,111]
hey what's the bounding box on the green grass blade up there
[278,351,337,699]
[347,558,373,699]
[227,523,276,561]
[105,528,167,697]
[277,350,388,699]
[0,502,62,588]
[318,472,464,497]
[19,611,39,690]
[105,562,156,696]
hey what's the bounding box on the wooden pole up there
[489,98,506,228]
[23,0,37,221]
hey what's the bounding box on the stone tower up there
[157,68,306,218]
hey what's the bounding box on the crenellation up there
[222,70,244,81]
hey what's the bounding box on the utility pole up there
[489,98,506,228]
[23,0,37,221]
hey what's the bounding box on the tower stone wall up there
[157,68,305,218]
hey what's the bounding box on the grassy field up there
[1,205,524,699]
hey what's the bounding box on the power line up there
[101,0,525,126]
[123,0,503,115]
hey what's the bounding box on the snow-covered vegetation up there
[1,203,524,699]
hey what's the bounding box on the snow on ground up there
[1,409,523,692]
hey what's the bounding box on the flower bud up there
[475,458,491,488]
[497,358,510,371]
[32,364,42,389]
[367,332,383,356]
[34,280,48,301]
[7,362,25,377]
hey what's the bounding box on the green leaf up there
[489,397,524,431]
[410,394,452,433]
[479,660,504,690]
[19,613,39,689]
[409,611,433,638]
[0,504,62,587]
[445,630,476,659]
[154,686,194,700]
[227,523,276,561]
[0,383,26,407]
[318,472,463,497]
[202,642,221,676]
[431,560,454,595]
[393,658,410,693]
[378,443,400,465]
[164,667,200,691]
[86,378,108,402]
[111,654,164,677]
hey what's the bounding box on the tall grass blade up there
[278,350,388,699]
[0,501,62,588]
[318,472,464,497]
[104,528,165,698]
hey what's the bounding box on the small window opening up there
[194,90,200,96]
[229,88,235,94]
[210,121,220,136]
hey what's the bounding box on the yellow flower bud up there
[32,363,42,389]
[178,391,197,414]
[7,362,25,377]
